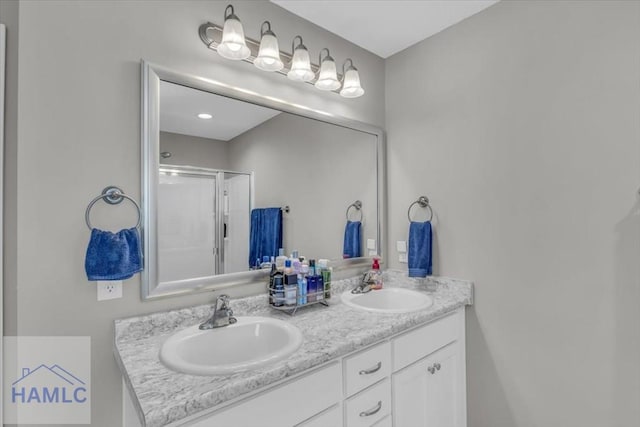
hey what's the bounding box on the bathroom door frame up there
[1,22,7,410]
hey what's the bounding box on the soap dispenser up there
[370,258,383,290]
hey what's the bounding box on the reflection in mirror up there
[141,62,384,299]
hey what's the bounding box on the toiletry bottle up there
[316,274,324,301]
[284,274,297,306]
[307,275,317,302]
[318,259,332,299]
[269,261,278,305]
[297,274,307,305]
[284,259,293,275]
[276,248,287,271]
[301,264,310,303]
[292,259,302,275]
[313,260,324,301]
[260,256,271,269]
[273,273,285,307]
[309,259,316,276]
[370,258,383,290]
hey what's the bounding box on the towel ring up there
[346,200,363,221]
[85,186,141,230]
[407,196,433,222]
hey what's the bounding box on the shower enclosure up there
[157,166,252,284]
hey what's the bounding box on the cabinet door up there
[392,343,461,427]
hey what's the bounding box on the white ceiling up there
[159,81,281,141]
[271,0,499,58]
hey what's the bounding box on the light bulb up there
[217,5,251,61]
[340,59,365,98]
[254,22,284,72]
[315,49,341,91]
[287,36,315,82]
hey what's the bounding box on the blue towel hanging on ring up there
[85,227,143,281]
[343,220,362,258]
[408,221,432,277]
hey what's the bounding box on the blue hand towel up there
[343,221,362,259]
[85,227,143,281]
[249,208,283,268]
[408,221,432,278]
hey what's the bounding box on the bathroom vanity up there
[115,272,473,426]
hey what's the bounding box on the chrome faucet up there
[199,294,237,330]
[351,272,374,294]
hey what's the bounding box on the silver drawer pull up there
[359,400,382,417]
[359,361,382,375]
[434,363,441,371]
[428,366,435,374]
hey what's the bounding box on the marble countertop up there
[114,270,473,427]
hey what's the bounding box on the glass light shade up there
[315,57,341,91]
[287,47,315,82]
[218,17,251,60]
[254,33,284,72]
[340,68,365,98]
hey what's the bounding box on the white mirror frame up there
[140,60,386,300]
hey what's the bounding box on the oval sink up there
[341,288,434,314]
[160,316,303,376]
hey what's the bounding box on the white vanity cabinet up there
[124,308,466,427]
[391,307,466,427]
[393,343,463,427]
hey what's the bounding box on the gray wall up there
[229,113,378,260]
[8,1,384,426]
[159,131,230,169]
[385,1,640,426]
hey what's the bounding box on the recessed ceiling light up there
[197,113,213,119]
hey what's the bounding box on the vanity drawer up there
[345,379,391,427]
[190,362,342,427]
[392,310,461,371]
[344,341,391,397]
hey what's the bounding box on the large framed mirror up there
[141,61,385,299]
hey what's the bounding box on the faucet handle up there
[216,294,231,306]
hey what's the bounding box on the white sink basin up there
[341,288,434,314]
[160,316,303,376]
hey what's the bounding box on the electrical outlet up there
[97,280,123,301]
[399,253,408,263]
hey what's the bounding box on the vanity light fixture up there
[197,113,213,119]
[287,36,315,82]
[198,4,365,98]
[315,48,341,91]
[217,5,251,60]
[254,21,284,72]
[340,59,365,98]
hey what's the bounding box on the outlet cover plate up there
[97,280,123,301]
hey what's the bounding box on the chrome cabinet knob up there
[428,366,435,374]
[434,363,441,371]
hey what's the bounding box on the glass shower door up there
[157,171,217,283]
